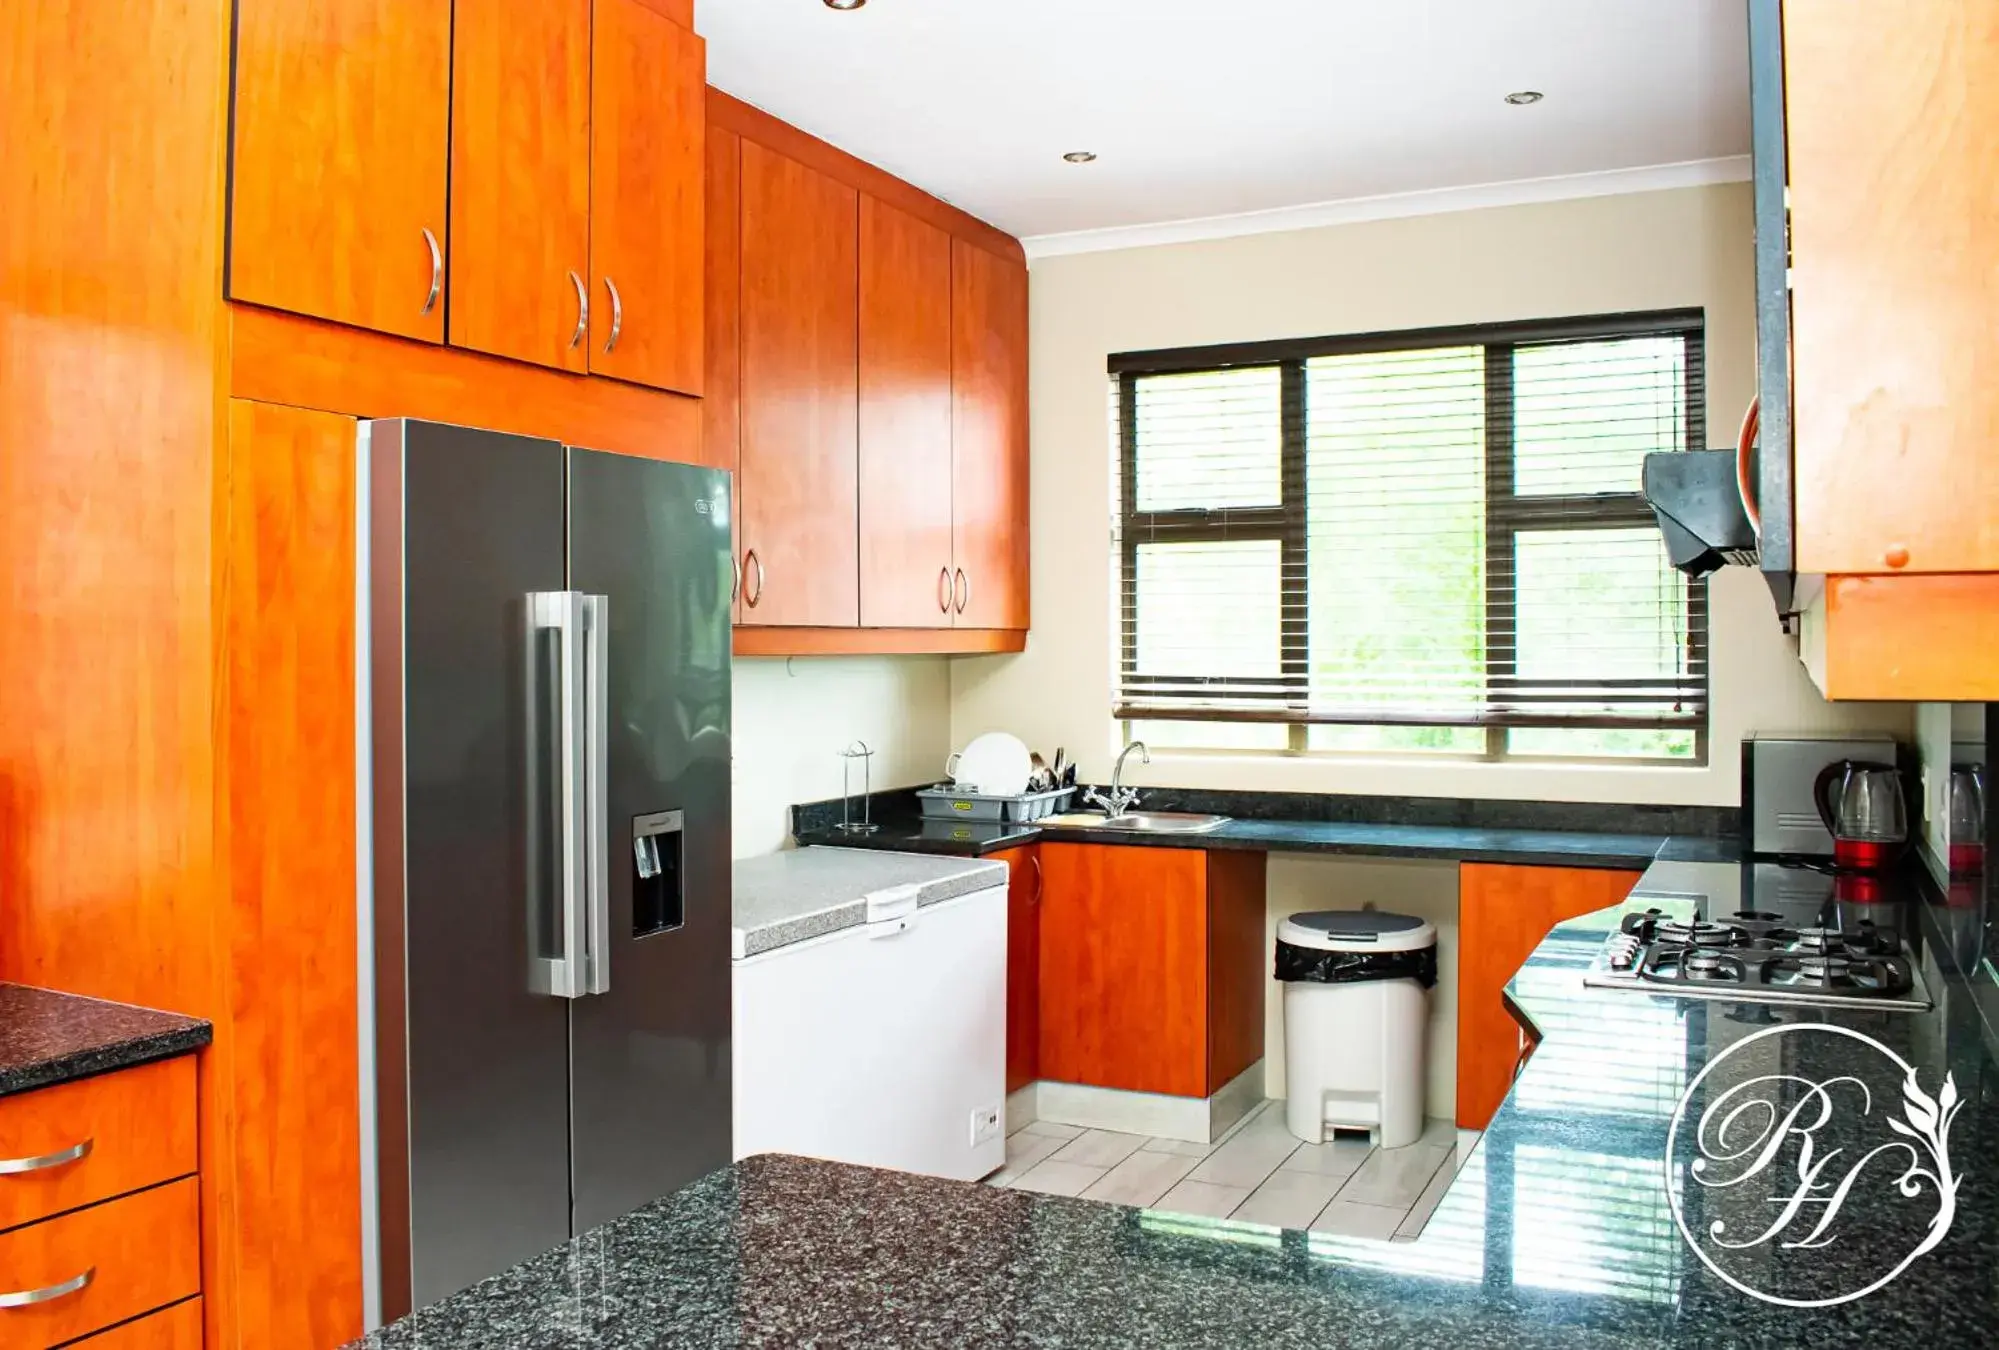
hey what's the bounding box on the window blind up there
[1111,312,1707,758]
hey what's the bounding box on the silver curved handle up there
[954,569,970,615]
[568,270,588,349]
[744,550,765,608]
[1028,853,1042,904]
[420,228,442,316]
[603,276,623,354]
[732,553,742,604]
[938,567,952,614]
[0,1267,94,1309]
[0,1138,92,1175]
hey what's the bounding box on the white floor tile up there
[1082,1149,1202,1207]
[1140,1135,1217,1158]
[1185,1115,1302,1190]
[1229,1168,1347,1230]
[1152,1179,1253,1220]
[1010,1159,1106,1197]
[1394,1153,1458,1239]
[1281,1136,1373,1180]
[1418,1116,1458,1147]
[1048,1129,1148,1169]
[1021,1120,1084,1141]
[987,1130,1069,1187]
[1454,1129,1483,1171]
[1335,1141,1451,1209]
[1310,1198,1404,1240]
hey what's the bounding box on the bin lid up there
[1278,910,1436,953]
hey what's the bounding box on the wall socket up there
[970,1103,1002,1147]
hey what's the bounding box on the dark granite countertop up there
[0,983,211,1098]
[351,859,1999,1348]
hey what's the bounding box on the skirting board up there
[1029,1061,1265,1144]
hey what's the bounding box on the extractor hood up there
[1643,450,1759,579]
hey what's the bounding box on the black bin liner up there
[1274,940,1436,989]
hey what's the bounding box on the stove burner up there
[1731,909,1783,923]
[1641,947,1747,987]
[1763,953,1913,997]
[1655,919,1744,949]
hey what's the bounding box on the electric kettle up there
[1949,763,1987,875]
[1812,759,1908,871]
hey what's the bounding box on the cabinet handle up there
[0,1137,92,1175]
[420,228,442,316]
[567,270,588,349]
[732,553,742,604]
[954,569,970,615]
[603,277,624,354]
[0,1267,94,1309]
[938,567,953,614]
[1028,853,1042,904]
[744,550,764,608]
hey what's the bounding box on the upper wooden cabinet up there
[1786,2,1999,577]
[449,0,592,371]
[738,141,860,628]
[951,241,1031,631]
[229,0,451,342]
[587,0,706,394]
[228,0,704,395]
[859,196,956,628]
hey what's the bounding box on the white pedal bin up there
[1278,910,1437,1149]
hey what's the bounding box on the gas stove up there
[1580,863,1933,1011]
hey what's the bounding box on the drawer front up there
[0,1177,200,1347]
[0,1057,197,1230]
[69,1297,202,1348]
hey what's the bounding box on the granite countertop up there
[731,847,1009,958]
[353,858,1999,1348]
[0,983,212,1098]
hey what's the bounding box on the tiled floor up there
[991,1101,1481,1241]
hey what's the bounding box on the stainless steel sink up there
[1093,812,1231,834]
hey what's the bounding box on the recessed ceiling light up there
[823,0,866,9]
[1504,90,1544,106]
[1063,151,1098,164]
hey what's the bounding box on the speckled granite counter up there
[0,983,211,1097]
[352,859,1999,1348]
[731,848,1008,957]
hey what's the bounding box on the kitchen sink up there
[1094,812,1231,834]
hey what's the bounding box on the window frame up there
[1111,309,1709,763]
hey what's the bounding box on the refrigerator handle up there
[581,593,612,996]
[528,591,591,1000]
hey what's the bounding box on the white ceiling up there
[699,0,1750,252]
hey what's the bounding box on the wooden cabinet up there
[0,1057,195,1231]
[448,0,591,371]
[859,196,957,628]
[1038,844,1265,1098]
[229,0,451,342]
[1455,864,1641,1129]
[738,140,861,628]
[587,0,706,394]
[69,1298,202,1349]
[951,240,1032,631]
[0,1177,200,1348]
[994,846,1042,1095]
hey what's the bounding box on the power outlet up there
[970,1103,1002,1148]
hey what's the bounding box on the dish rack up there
[916,785,1077,823]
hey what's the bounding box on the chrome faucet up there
[1084,741,1150,818]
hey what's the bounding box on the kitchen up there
[3,1,1998,1348]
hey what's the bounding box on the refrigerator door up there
[565,448,735,1232]
[366,420,575,1317]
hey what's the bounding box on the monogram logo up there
[1666,1022,1963,1307]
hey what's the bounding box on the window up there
[1112,312,1707,761]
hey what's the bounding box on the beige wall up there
[732,657,953,858]
[951,183,1912,805]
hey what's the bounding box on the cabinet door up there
[994,846,1041,1095]
[1787,3,1999,574]
[449,0,591,370]
[1455,864,1641,1129]
[739,141,860,628]
[706,127,744,618]
[588,0,705,394]
[230,0,450,342]
[1038,844,1208,1097]
[67,1299,201,1349]
[859,196,956,628]
[950,241,1030,630]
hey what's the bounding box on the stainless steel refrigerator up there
[356,419,733,1326]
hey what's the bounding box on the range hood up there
[1643,450,1759,579]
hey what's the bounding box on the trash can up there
[1277,910,1437,1149]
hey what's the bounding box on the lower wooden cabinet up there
[1038,843,1266,1098]
[1454,863,1642,1129]
[69,1298,202,1348]
[994,846,1041,1095]
[0,1176,200,1348]
[0,1057,194,1231]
